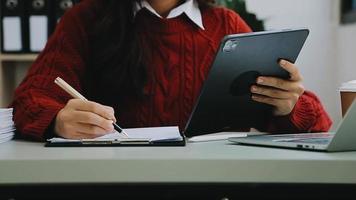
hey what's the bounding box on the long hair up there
[85,0,214,105]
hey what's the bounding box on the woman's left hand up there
[251,59,305,116]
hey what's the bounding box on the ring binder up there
[55,0,75,23]
[1,0,81,53]
[1,0,26,53]
[50,0,80,35]
[27,0,51,52]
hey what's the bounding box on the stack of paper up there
[0,108,15,144]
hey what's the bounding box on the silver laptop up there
[229,100,356,152]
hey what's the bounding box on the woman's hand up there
[251,59,305,116]
[54,99,117,139]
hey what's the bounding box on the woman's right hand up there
[54,99,117,139]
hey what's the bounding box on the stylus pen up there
[54,77,129,138]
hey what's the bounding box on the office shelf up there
[0,53,38,107]
[0,54,38,62]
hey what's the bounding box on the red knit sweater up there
[11,0,332,140]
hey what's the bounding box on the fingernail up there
[280,60,287,66]
[251,86,257,92]
[257,78,264,84]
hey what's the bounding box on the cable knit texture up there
[11,0,332,140]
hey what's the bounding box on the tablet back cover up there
[185,29,310,137]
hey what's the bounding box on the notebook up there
[46,126,185,147]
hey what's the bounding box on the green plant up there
[217,0,265,31]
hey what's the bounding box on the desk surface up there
[0,140,356,185]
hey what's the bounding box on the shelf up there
[0,54,38,62]
[0,54,37,107]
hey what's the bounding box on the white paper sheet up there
[0,133,15,144]
[0,127,16,135]
[0,108,13,113]
[0,108,15,144]
[0,132,14,140]
[0,108,14,130]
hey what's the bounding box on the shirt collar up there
[135,0,205,30]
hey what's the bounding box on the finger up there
[251,85,293,99]
[73,111,114,132]
[103,106,117,123]
[75,123,109,136]
[60,131,90,140]
[69,100,116,121]
[71,132,105,140]
[279,60,302,81]
[257,77,306,95]
[257,76,294,91]
[251,94,282,107]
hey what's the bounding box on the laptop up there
[183,29,310,137]
[228,100,356,152]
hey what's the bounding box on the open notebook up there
[46,126,185,147]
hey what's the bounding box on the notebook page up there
[99,126,182,141]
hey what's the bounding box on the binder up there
[49,0,80,35]
[27,0,51,52]
[1,0,26,53]
[54,0,77,24]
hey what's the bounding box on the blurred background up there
[1,0,356,129]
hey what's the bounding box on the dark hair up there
[85,0,214,105]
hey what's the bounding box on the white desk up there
[0,140,356,199]
[1,140,356,184]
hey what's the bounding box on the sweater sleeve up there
[10,2,93,141]
[261,91,333,133]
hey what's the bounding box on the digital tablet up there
[184,28,310,137]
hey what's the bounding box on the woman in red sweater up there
[11,0,332,140]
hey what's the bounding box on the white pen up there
[54,77,129,137]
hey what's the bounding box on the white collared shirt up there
[135,0,205,30]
